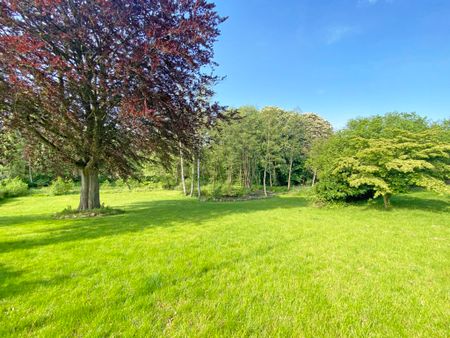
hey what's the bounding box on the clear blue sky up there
[212,0,450,128]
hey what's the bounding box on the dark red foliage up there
[0,0,225,176]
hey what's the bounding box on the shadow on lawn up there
[0,264,70,300]
[0,196,308,253]
[364,194,449,213]
[390,195,449,212]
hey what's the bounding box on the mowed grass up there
[0,189,449,337]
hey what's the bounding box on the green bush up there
[1,177,29,197]
[314,177,372,202]
[50,177,74,196]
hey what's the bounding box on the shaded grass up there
[0,190,449,337]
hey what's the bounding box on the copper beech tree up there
[0,0,225,210]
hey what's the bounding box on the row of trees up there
[174,110,449,208]
[2,109,449,208]
[1,104,335,197]
[175,106,332,197]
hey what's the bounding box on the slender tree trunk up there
[288,156,293,191]
[190,159,195,197]
[197,156,201,199]
[263,166,267,197]
[269,167,273,188]
[311,170,317,186]
[227,164,233,190]
[383,194,391,209]
[28,162,33,184]
[212,164,216,191]
[179,144,186,195]
[78,167,101,211]
[248,158,251,187]
[272,166,276,187]
[239,164,242,188]
[253,159,258,187]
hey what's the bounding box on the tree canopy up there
[310,113,450,207]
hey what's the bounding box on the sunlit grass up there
[0,189,449,336]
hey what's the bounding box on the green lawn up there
[0,189,449,337]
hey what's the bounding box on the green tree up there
[260,107,285,196]
[336,128,449,208]
[300,113,333,184]
[280,112,306,190]
[311,113,450,206]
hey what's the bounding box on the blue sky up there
[212,0,450,128]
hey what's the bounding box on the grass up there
[0,189,449,337]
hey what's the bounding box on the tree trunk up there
[287,156,293,191]
[311,170,317,186]
[263,166,267,197]
[179,144,186,195]
[197,156,201,199]
[269,167,273,188]
[28,162,33,184]
[190,159,195,197]
[227,164,233,190]
[239,165,242,188]
[383,194,391,209]
[272,167,276,187]
[78,167,101,211]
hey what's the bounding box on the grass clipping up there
[54,205,124,219]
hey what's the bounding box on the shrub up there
[313,176,371,202]
[50,177,74,196]
[1,177,29,197]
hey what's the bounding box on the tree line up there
[175,106,332,197]
[1,109,449,208]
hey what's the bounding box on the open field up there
[0,190,449,337]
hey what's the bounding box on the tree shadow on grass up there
[391,195,449,212]
[0,214,51,228]
[0,197,17,207]
[362,194,449,213]
[0,264,70,300]
[0,196,308,254]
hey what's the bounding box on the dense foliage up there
[177,106,332,197]
[2,108,448,208]
[309,113,450,207]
